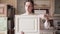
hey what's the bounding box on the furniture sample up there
[0,4,7,34]
[7,5,15,34]
[0,4,15,34]
[15,15,40,34]
[53,18,60,34]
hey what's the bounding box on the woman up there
[21,0,50,29]
[21,0,34,15]
[15,0,50,34]
[20,0,35,33]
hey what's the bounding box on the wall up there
[0,0,17,14]
[0,0,55,15]
[17,0,55,16]
[55,0,60,14]
[17,0,25,14]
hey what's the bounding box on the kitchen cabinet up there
[0,4,7,34]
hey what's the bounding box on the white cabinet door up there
[0,17,7,34]
[15,15,40,34]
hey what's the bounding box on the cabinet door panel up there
[15,15,40,34]
[19,16,38,32]
[0,17,7,34]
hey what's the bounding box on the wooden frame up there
[0,7,4,14]
[0,4,7,17]
[34,9,46,15]
[34,9,49,15]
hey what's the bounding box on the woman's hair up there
[24,0,34,13]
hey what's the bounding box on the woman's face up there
[25,2,33,13]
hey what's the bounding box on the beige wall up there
[0,0,18,14]
[17,0,55,16]
[34,0,55,17]
[0,0,55,15]
[0,0,17,8]
[17,0,25,14]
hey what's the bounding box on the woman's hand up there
[44,14,50,20]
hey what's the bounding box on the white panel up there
[34,10,46,15]
[0,17,7,31]
[15,15,40,34]
[0,17,7,34]
[19,15,38,32]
